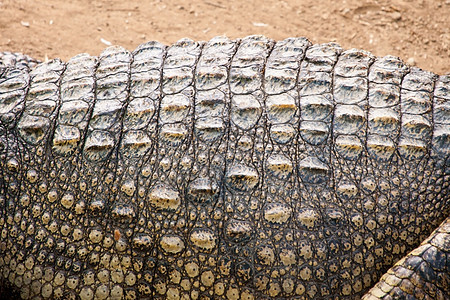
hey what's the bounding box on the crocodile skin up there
[0,36,449,299]
[0,52,40,71]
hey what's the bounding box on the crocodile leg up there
[362,216,450,299]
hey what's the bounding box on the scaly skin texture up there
[0,52,40,71]
[0,36,449,299]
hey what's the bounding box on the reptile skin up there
[0,36,449,299]
[0,52,40,71]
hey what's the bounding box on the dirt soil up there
[0,0,449,74]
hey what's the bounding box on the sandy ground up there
[0,0,449,74]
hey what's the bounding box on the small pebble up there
[407,57,416,66]
[391,12,402,21]
[253,22,268,27]
[100,38,112,46]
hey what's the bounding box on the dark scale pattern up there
[363,55,410,292]
[330,48,375,297]
[0,36,449,300]
[295,42,345,299]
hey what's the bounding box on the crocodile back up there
[0,36,448,299]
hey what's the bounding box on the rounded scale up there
[160,235,185,254]
[296,208,321,229]
[398,137,427,160]
[225,163,259,192]
[187,177,219,203]
[225,219,254,243]
[132,233,153,251]
[336,182,359,200]
[159,124,188,146]
[265,93,297,124]
[266,153,293,179]
[231,94,262,130]
[194,117,225,142]
[123,97,155,130]
[83,130,115,161]
[148,184,181,210]
[298,156,329,184]
[52,125,81,156]
[60,193,75,209]
[89,229,104,244]
[360,177,377,194]
[299,121,329,145]
[6,158,19,172]
[189,229,217,251]
[159,94,191,124]
[333,104,365,135]
[367,135,396,161]
[111,203,136,224]
[255,244,276,266]
[268,124,294,144]
[263,202,291,224]
[120,130,152,158]
[334,135,363,160]
[17,114,50,145]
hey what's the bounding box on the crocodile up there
[0,35,448,299]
